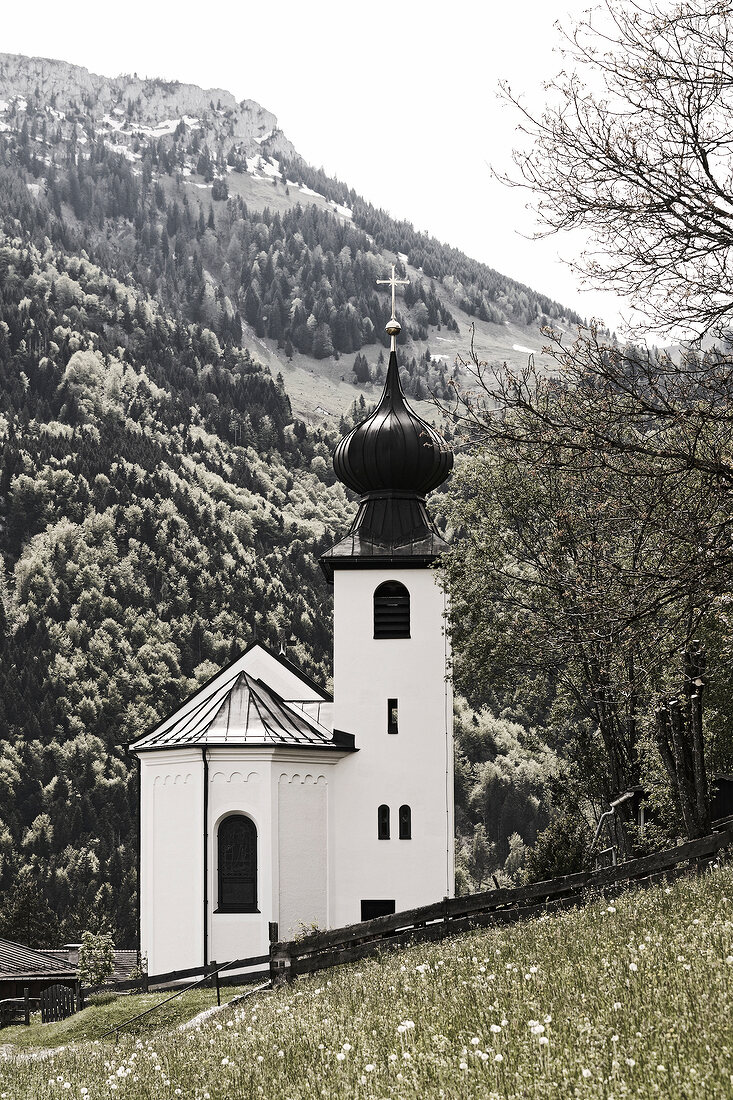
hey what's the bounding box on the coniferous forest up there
[0,56,576,945]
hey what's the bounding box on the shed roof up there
[0,938,76,980]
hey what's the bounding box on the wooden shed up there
[0,938,77,999]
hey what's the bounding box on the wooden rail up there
[270,824,733,983]
[82,825,733,1011]
[82,954,270,997]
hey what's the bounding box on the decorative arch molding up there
[210,769,260,785]
[278,773,328,786]
[154,772,193,788]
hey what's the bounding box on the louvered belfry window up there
[218,815,257,912]
[374,581,410,639]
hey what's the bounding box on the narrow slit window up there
[387,698,398,735]
[399,805,412,840]
[378,804,390,840]
[374,581,410,639]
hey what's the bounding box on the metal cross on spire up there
[377,263,409,317]
[377,264,409,351]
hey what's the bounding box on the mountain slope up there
[0,53,581,421]
[0,53,576,943]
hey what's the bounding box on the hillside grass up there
[0,984,252,1050]
[2,864,732,1098]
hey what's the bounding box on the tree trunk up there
[655,644,711,839]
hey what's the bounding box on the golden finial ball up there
[385,317,401,337]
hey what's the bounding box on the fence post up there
[269,922,279,945]
[76,982,84,1012]
[215,966,220,1007]
[23,986,30,1026]
[270,942,292,987]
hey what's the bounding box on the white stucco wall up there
[207,753,272,966]
[139,745,342,975]
[278,773,328,938]
[329,565,454,928]
[139,748,203,976]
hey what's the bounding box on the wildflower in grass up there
[582,1068,592,1078]
[726,956,733,965]
[626,1058,636,1068]
[365,1064,374,1072]
[470,1037,480,1045]
[342,1042,351,1051]
[336,1053,345,1062]
[539,1037,549,1046]
[494,1054,503,1062]
[459,1062,468,1070]
[629,962,638,971]
[490,1024,501,1033]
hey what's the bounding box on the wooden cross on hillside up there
[377,264,409,317]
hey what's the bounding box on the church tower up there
[321,274,455,926]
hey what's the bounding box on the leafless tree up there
[499,0,733,339]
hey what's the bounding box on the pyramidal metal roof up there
[130,666,349,753]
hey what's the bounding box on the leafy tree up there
[77,929,115,986]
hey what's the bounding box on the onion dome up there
[321,330,453,578]
[333,350,453,496]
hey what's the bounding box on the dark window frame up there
[377,804,390,840]
[361,899,396,920]
[374,581,410,639]
[216,814,259,914]
[399,804,412,840]
[387,698,399,735]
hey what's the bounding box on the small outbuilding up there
[0,938,77,999]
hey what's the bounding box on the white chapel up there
[130,301,455,976]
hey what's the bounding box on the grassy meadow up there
[2,864,732,1098]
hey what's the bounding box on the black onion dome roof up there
[334,350,453,496]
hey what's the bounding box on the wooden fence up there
[83,823,733,1002]
[270,823,733,983]
[40,983,78,1024]
[82,954,271,998]
[0,992,34,1028]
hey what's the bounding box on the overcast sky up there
[3,0,628,332]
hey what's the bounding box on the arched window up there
[217,815,257,912]
[399,805,412,840]
[374,581,410,639]
[377,804,390,840]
